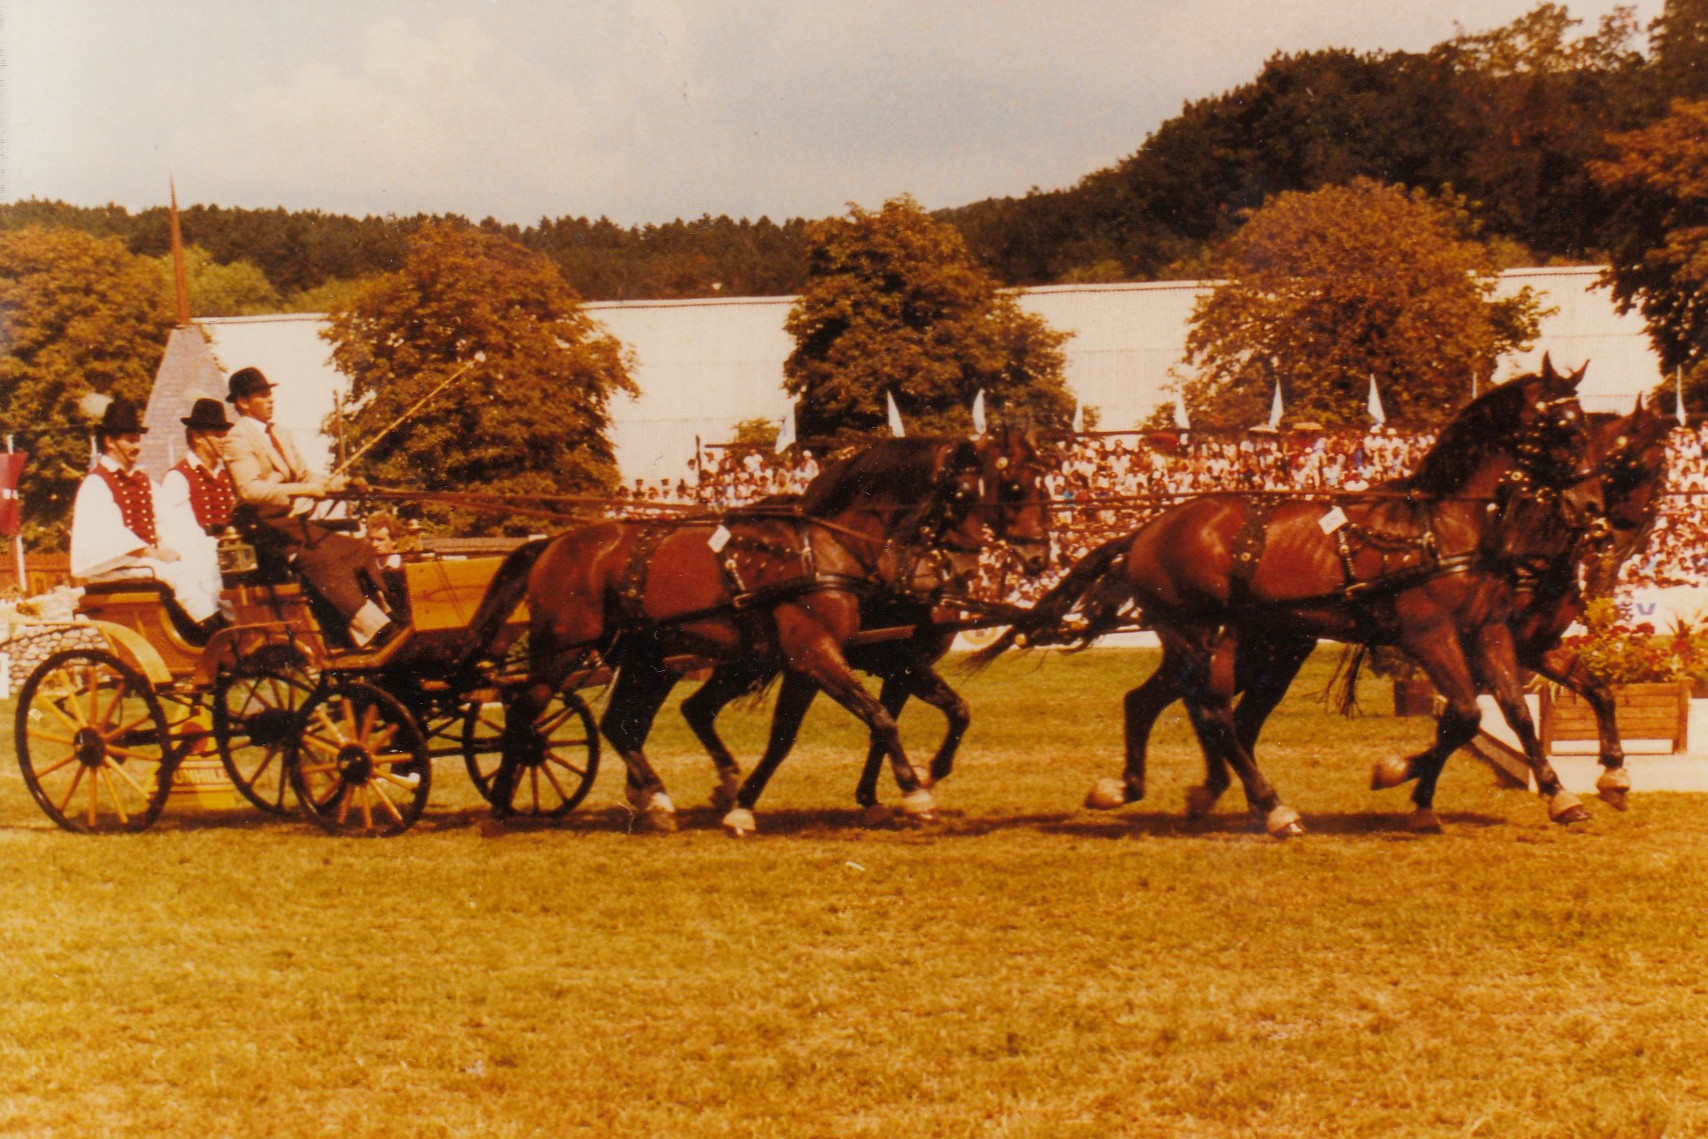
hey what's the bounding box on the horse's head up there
[1512,354,1597,490]
[965,427,1055,575]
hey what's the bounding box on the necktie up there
[265,423,297,479]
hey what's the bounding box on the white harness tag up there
[707,524,731,552]
[1318,506,1349,534]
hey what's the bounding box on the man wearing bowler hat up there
[69,396,222,626]
[157,397,239,626]
[222,366,396,649]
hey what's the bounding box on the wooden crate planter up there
[1540,680,1691,755]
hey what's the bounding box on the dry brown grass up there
[1,647,1706,1138]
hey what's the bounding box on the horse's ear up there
[1569,360,1589,390]
[1540,352,1558,382]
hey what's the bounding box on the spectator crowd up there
[620,422,1708,607]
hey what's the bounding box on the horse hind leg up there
[1538,648,1628,809]
[724,672,821,837]
[681,661,776,812]
[600,659,682,833]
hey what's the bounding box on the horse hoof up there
[861,804,891,827]
[721,808,756,838]
[1265,805,1305,838]
[632,791,677,833]
[1596,769,1631,811]
[912,766,936,791]
[1370,757,1412,790]
[900,789,936,820]
[1084,778,1129,811]
[1548,790,1590,825]
[1184,785,1218,820]
[1407,809,1443,834]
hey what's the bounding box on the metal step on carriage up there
[11,531,603,838]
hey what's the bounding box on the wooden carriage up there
[11,548,600,838]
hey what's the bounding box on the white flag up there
[1268,380,1284,429]
[774,401,797,453]
[1678,367,1688,425]
[1072,400,1084,433]
[886,391,906,437]
[1173,399,1190,430]
[1367,374,1386,426]
[971,389,987,435]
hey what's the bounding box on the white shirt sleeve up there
[69,474,151,579]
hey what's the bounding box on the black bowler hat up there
[98,398,148,438]
[226,367,274,403]
[181,397,233,431]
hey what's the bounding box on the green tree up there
[1181,179,1546,429]
[782,197,1073,443]
[0,227,172,547]
[149,245,282,316]
[1592,98,1708,406]
[1651,0,1708,100]
[323,222,637,534]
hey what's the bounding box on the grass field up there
[2,647,1707,1138]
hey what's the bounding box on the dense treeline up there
[3,3,1705,303]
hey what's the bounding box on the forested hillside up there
[3,2,1704,305]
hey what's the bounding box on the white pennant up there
[971,389,987,436]
[1267,380,1284,429]
[1367,373,1386,426]
[886,391,906,437]
[774,401,797,453]
[1071,400,1084,433]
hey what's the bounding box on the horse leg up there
[599,656,682,833]
[1374,633,1499,833]
[723,672,821,836]
[1175,637,1301,837]
[681,660,777,811]
[899,663,971,788]
[1471,622,1588,825]
[854,671,915,813]
[787,641,934,820]
[1535,644,1628,809]
[1085,658,1180,811]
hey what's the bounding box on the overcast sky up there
[0,0,1669,227]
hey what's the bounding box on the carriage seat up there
[75,577,215,649]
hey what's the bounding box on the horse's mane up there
[797,437,962,519]
[1395,374,1541,497]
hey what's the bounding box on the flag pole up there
[7,435,23,592]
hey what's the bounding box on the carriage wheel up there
[14,649,176,834]
[462,690,600,817]
[290,681,431,837]
[213,668,317,815]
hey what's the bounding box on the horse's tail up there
[966,533,1133,672]
[450,535,556,669]
[1328,644,1368,717]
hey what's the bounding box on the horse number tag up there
[708,525,731,552]
[1318,506,1348,534]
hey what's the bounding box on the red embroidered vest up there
[92,464,158,547]
[172,457,237,533]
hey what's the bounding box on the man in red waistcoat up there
[69,397,221,624]
[158,397,238,624]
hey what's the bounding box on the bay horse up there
[1082,392,1667,833]
[1458,394,1672,810]
[974,361,1601,835]
[677,427,1056,834]
[470,435,1015,832]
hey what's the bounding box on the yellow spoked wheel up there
[14,649,175,834]
[290,681,430,837]
[462,690,600,817]
[213,668,317,815]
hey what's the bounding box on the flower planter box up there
[1540,680,1692,756]
[1392,677,1437,717]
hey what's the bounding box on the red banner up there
[0,452,29,537]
